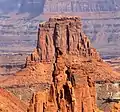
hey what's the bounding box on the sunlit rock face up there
[27,50,97,112]
[0,88,27,112]
[26,16,101,64]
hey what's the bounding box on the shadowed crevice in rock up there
[66,25,70,53]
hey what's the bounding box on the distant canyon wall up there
[1,0,120,14]
[44,0,120,13]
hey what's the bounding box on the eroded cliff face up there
[26,16,101,65]
[27,52,97,112]
[27,16,100,112]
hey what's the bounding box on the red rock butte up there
[26,16,101,65]
[26,16,120,112]
[25,16,119,82]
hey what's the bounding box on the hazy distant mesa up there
[44,0,120,13]
[0,0,120,14]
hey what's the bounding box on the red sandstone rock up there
[27,50,97,112]
[26,16,101,65]
[0,88,27,112]
[111,102,120,112]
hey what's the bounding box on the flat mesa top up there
[39,16,82,28]
[49,16,81,21]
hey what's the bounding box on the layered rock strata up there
[44,0,120,13]
[0,88,27,112]
[26,16,101,65]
